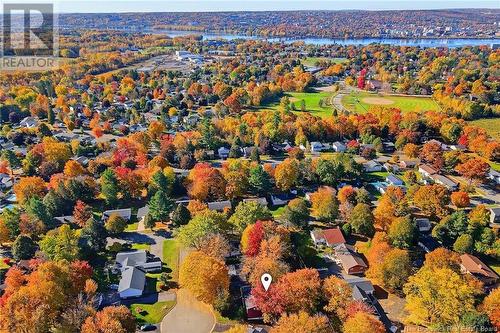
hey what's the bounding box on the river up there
[156,29,498,48]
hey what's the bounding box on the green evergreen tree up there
[12,235,37,260]
[149,190,174,222]
[171,204,191,227]
[100,168,119,207]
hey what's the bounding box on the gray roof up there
[137,205,149,219]
[118,266,146,293]
[116,250,147,267]
[207,200,232,211]
[103,208,132,220]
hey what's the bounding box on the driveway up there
[160,289,215,333]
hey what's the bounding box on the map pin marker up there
[261,273,272,291]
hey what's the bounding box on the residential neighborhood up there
[0,3,499,333]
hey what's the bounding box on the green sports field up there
[262,91,335,118]
[341,91,441,113]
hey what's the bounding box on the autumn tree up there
[179,251,229,305]
[13,176,46,205]
[323,276,352,320]
[388,216,417,249]
[39,224,80,261]
[198,233,230,260]
[403,143,420,158]
[481,288,500,330]
[81,306,135,333]
[420,141,444,170]
[404,266,481,328]
[105,214,127,234]
[274,158,300,191]
[349,203,375,237]
[0,260,93,332]
[451,191,470,208]
[64,160,86,177]
[73,200,93,227]
[343,311,385,333]
[281,198,309,228]
[228,201,272,232]
[455,158,490,185]
[413,184,450,218]
[186,163,226,201]
[271,311,331,333]
[178,210,227,248]
[310,187,339,222]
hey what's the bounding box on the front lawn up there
[163,239,180,281]
[130,300,176,324]
[131,243,151,251]
[270,205,286,218]
[125,222,139,232]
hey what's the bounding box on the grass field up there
[163,239,180,281]
[302,57,348,67]
[130,300,176,324]
[262,91,335,118]
[341,91,441,113]
[468,118,500,140]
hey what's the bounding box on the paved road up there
[160,289,215,333]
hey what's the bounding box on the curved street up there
[160,289,215,333]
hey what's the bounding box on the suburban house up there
[399,159,418,169]
[460,254,499,286]
[218,146,230,159]
[118,266,146,299]
[489,207,500,228]
[418,234,440,253]
[334,244,368,275]
[241,286,263,321]
[19,116,38,128]
[207,200,232,211]
[363,160,383,172]
[103,208,132,221]
[386,174,404,186]
[309,141,326,153]
[430,174,458,191]
[332,141,346,152]
[487,169,500,185]
[269,192,296,206]
[311,227,346,247]
[418,164,438,178]
[0,174,13,190]
[115,250,162,273]
[242,197,268,206]
[415,217,432,233]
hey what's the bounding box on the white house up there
[118,266,146,299]
[431,174,458,191]
[19,116,38,128]
[103,208,132,221]
[488,170,500,185]
[332,141,346,152]
[218,147,230,159]
[310,142,325,153]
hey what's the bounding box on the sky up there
[1,0,498,13]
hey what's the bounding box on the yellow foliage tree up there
[179,251,229,305]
